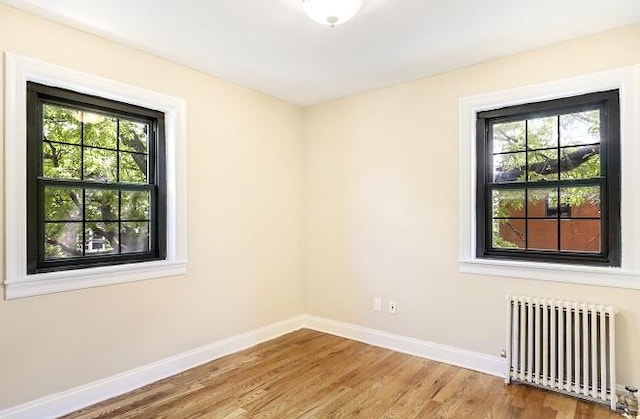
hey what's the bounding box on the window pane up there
[528,149,558,181]
[560,109,600,146]
[44,187,82,221]
[527,188,556,217]
[84,148,118,182]
[86,189,119,220]
[493,121,525,153]
[44,222,83,259]
[83,112,117,149]
[120,152,147,183]
[43,104,81,144]
[528,219,558,251]
[560,145,600,180]
[492,189,525,218]
[560,219,601,253]
[85,222,118,254]
[560,186,600,218]
[493,152,525,182]
[43,142,81,179]
[121,222,150,253]
[527,116,558,149]
[492,219,525,249]
[121,191,150,220]
[120,120,149,153]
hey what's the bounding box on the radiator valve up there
[619,385,638,419]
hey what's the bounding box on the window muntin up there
[476,90,620,266]
[27,82,166,274]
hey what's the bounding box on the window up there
[5,53,187,299]
[475,90,620,266]
[26,82,166,273]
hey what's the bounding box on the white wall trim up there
[3,52,189,299]
[304,315,505,378]
[458,65,640,288]
[0,316,307,419]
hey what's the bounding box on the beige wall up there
[303,23,640,386]
[0,5,304,408]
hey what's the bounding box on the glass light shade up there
[302,0,363,26]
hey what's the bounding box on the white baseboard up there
[0,315,306,419]
[0,314,506,419]
[304,315,506,378]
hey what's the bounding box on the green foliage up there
[493,235,519,249]
[492,189,524,218]
[42,104,151,259]
[43,104,81,144]
[491,110,602,250]
[83,113,117,148]
[561,186,600,208]
[492,219,519,249]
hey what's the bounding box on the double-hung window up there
[26,82,166,273]
[475,90,620,266]
[4,53,186,299]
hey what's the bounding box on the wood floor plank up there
[305,352,407,418]
[439,370,497,418]
[66,382,177,419]
[463,376,513,419]
[63,329,621,419]
[545,392,579,419]
[427,369,483,418]
[378,362,439,419]
[240,340,366,417]
[519,384,557,419]
[357,359,436,418]
[322,355,419,418]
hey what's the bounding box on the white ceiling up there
[3,0,640,105]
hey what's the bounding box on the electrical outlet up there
[389,300,397,314]
[373,298,382,312]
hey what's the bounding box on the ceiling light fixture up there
[302,0,364,27]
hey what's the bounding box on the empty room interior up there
[2,0,640,418]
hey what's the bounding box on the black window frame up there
[26,82,167,274]
[475,90,621,266]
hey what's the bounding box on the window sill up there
[5,259,188,299]
[459,258,640,290]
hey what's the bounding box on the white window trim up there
[4,52,188,299]
[458,65,640,289]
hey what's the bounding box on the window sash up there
[475,90,620,266]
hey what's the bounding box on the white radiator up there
[505,295,617,410]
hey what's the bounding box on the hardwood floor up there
[64,329,619,418]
